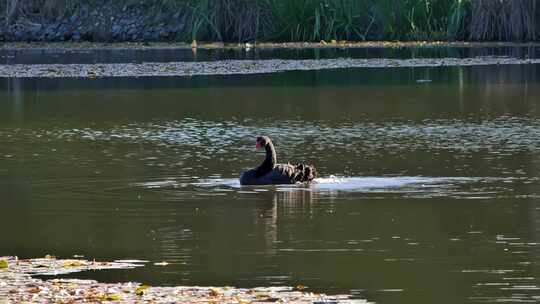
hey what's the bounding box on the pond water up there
[1,47,540,304]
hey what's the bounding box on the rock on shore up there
[0,2,188,42]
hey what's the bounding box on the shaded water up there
[1,48,540,303]
[2,45,540,64]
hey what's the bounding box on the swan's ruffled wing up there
[275,163,317,183]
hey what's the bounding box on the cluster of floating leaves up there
[0,256,364,303]
[0,56,538,78]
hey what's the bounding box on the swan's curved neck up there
[255,141,276,176]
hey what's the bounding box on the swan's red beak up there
[255,142,262,150]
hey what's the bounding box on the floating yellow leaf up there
[94,294,122,301]
[296,284,306,291]
[105,294,122,301]
[135,285,150,296]
[0,260,8,269]
[256,292,269,299]
[44,254,56,259]
[62,260,87,268]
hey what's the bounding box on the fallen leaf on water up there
[92,293,122,301]
[135,285,150,296]
[28,286,41,293]
[256,292,269,299]
[0,260,8,269]
[106,294,122,301]
[296,284,306,291]
[62,260,87,268]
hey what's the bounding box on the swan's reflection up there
[150,186,329,267]
[141,174,525,275]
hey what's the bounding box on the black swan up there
[239,136,317,185]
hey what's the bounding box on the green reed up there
[1,0,538,42]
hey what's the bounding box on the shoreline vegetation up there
[0,256,364,303]
[1,0,539,44]
[3,40,540,51]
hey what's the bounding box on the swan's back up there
[239,164,316,185]
[275,163,317,183]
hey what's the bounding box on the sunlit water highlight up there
[50,116,540,153]
[2,115,540,204]
[135,175,529,201]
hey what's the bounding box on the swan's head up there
[255,136,271,150]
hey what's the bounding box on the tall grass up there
[1,0,539,42]
[186,0,273,42]
[267,0,371,41]
[469,0,537,41]
[447,0,471,40]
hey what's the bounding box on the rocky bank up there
[0,2,190,43]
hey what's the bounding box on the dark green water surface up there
[1,50,540,304]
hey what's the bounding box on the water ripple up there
[2,116,539,202]
[44,116,540,155]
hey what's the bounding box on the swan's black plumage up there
[239,136,317,185]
